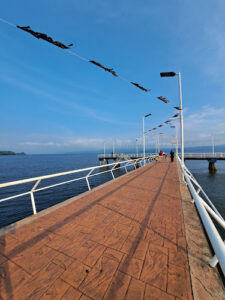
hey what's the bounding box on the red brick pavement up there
[0,159,193,299]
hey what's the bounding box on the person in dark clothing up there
[170,150,174,162]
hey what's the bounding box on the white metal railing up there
[98,153,156,159]
[177,155,225,277]
[184,152,225,158]
[0,156,155,219]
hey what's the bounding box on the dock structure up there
[98,153,149,165]
[0,159,224,299]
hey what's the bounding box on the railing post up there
[111,170,115,179]
[30,192,37,214]
[210,241,225,267]
[85,168,94,191]
[30,179,41,215]
[86,177,91,190]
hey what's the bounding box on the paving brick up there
[0,161,193,299]
[169,248,188,268]
[167,264,189,298]
[104,271,131,300]
[52,252,75,270]
[61,286,82,299]
[121,236,149,261]
[79,295,92,300]
[60,259,91,289]
[73,240,105,267]
[140,244,168,291]
[119,254,144,279]
[0,260,29,299]
[125,278,145,300]
[13,262,64,300]
[0,253,7,265]
[145,284,175,299]
[79,249,121,299]
[42,278,71,299]
[11,244,59,275]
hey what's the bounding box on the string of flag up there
[1,18,180,109]
[0,18,152,93]
[144,112,179,135]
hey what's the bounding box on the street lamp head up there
[160,72,176,77]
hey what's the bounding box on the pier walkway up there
[1,160,193,299]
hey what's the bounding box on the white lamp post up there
[136,138,139,157]
[152,132,159,155]
[142,113,152,165]
[160,72,184,165]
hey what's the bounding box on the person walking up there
[170,150,174,162]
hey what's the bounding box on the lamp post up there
[158,133,163,153]
[152,132,158,155]
[151,132,163,155]
[136,138,140,157]
[175,125,178,157]
[112,141,115,156]
[142,113,152,165]
[160,71,184,165]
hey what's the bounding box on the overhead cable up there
[0,18,151,94]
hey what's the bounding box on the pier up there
[184,152,225,172]
[98,154,146,166]
[0,158,224,299]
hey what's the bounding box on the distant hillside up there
[0,151,25,155]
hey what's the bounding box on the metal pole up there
[104,142,106,156]
[136,139,139,157]
[113,141,115,155]
[143,116,145,164]
[178,72,184,165]
[176,125,178,156]
[158,135,160,154]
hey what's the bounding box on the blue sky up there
[1,0,225,153]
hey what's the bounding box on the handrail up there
[0,156,155,219]
[177,155,225,277]
[182,163,223,219]
[98,153,156,158]
[183,152,225,158]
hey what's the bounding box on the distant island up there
[0,151,25,155]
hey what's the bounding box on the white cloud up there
[21,137,137,151]
[184,105,225,146]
